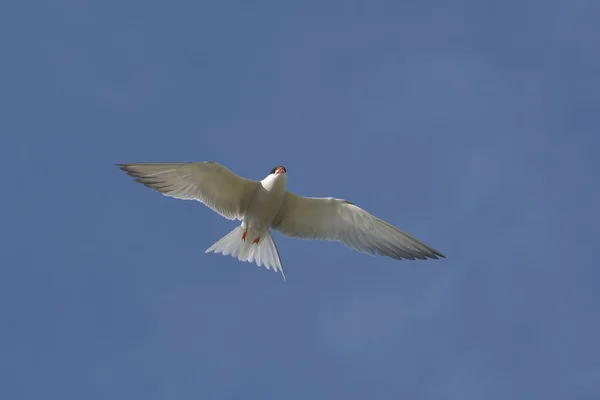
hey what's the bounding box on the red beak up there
[276,167,285,174]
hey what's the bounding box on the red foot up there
[242,230,247,241]
[253,237,261,244]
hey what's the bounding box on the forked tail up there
[205,226,285,280]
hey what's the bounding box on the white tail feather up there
[205,226,285,280]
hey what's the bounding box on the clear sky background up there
[1,1,599,399]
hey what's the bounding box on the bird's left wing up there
[117,162,260,220]
[272,191,445,260]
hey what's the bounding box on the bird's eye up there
[270,167,278,174]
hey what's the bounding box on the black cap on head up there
[270,166,287,174]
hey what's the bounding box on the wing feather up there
[116,162,259,220]
[272,192,445,260]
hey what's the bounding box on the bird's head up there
[269,166,287,176]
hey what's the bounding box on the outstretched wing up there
[272,191,445,260]
[117,162,260,220]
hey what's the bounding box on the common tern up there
[116,162,445,280]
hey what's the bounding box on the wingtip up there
[423,253,446,261]
[115,163,130,172]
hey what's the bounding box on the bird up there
[116,162,445,280]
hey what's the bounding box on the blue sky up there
[1,0,599,398]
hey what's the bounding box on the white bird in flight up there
[116,162,445,280]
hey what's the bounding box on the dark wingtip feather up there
[116,164,133,173]
[433,250,446,259]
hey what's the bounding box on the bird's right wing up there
[116,162,260,220]
[272,191,445,260]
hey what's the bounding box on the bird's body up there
[241,168,288,244]
[117,162,445,280]
[208,168,289,270]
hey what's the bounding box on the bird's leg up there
[242,230,247,241]
[253,237,260,244]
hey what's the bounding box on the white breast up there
[242,173,288,233]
